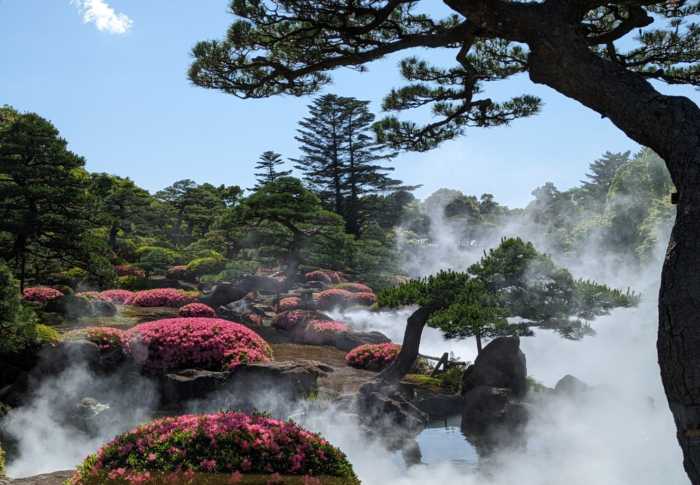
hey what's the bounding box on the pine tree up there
[248,151,292,191]
[579,151,630,210]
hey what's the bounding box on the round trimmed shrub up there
[293,320,350,345]
[179,302,216,318]
[35,324,61,345]
[52,284,74,295]
[99,290,134,305]
[70,411,359,485]
[334,283,372,293]
[315,289,352,312]
[76,291,101,301]
[23,286,63,303]
[304,271,331,284]
[44,295,95,318]
[185,256,227,280]
[165,265,188,279]
[346,343,402,371]
[62,327,129,352]
[241,312,264,325]
[272,310,331,332]
[117,275,151,291]
[278,297,302,312]
[114,265,145,277]
[125,318,273,372]
[126,288,201,308]
[347,292,377,307]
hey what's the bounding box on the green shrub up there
[117,275,152,291]
[53,284,74,295]
[0,440,5,477]
[185,255,227,280]
[35,324,60,344]
[44,295,95,319]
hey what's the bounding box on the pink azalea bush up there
[99,290,135,305]
[347,292,377,307]
[165,265,188,280]
[293,320,350,345]
[125,289,201,308]
[315,289,353,312]
[272,311,330,332]
[70,411,359,485]
[76,291,101,301]
[115,265,145,277]
[179,303,216,318]
[334,283,372,293]
[304,271,331,284]
[23,286,63,303]
[346,343,402,371]
[278,297,302,312]
[241,312,264,325]
[125,318,272,372]
[62,327,129,352]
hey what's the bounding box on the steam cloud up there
[70,0,133,35]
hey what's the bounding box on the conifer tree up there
[579,151,631,210]
[248,151,292,191]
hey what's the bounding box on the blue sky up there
[1,0,696,208]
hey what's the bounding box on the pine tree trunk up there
[108,224,118,248]
[475,330,482,355]
[377,306,433,384]
[19,254,25,294]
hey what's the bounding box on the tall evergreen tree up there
[249,151,292,191]
[579,151,631,210]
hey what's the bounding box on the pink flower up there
[200,458,216,470]
[347,343,402,370]
[304,271,332,284]
[301,475,322,485]
[315,289,353,311]
[148,453,156,461]
[293,320,350,345]
[125,288,202,308]
[241,458,252,471]
[23,287,63,303]
[278,297,302,312]
[334,283,372,293]
[179,303,216,318]
[228,471,243,485]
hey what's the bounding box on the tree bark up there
[108,224,118,248]
[377,306,433,384]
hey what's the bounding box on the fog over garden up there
[1,0,700,484]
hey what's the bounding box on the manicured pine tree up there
[248,151,292,191]
[578,151,631,210]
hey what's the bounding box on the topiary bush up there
[99,289,135,305]
[272,310,331,332]
[35,324,61,345]
[185,256,227,281]
[62,327,129,352]
[315,289,352,312]
[125,288,201,308]
[241,312,264,325]
[70,411,359,485]
[165,265,188,279]
[125,318,273,372]
[334,283,372,293]
[346,343,402,371]
[278,297,302,312]
[114,265,145,277]
[23,286,63,303]
[347,292,377,307]
[304,271,331,284]
[292,320,350,345]
[117,275,152,291]
[180,302,217,318]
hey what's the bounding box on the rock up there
[198,282,250,309]
[462,337,527,398]
[2,470,75,485]
[159,369,230,406]
[43,295,94,319]
[461,385,530,435]
[216,306,243,322]
[330,331,392,353]
[357,379,428,433]
[92,299,117,317]
[224,359,332,396]
[305,281,326,290]
[198,281,214,292]
[413,390,462,417]
[73,397,111,419]
[554,374,588,395]
[35,341,102,375]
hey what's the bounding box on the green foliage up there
[136,247,183,276]
[117,275,152,291]
[0,440,4,477]
[185,255,227,280]
[44,295,95,319]
[35,324,60,344]
[249,150,292,191]
[0,259,38,354]
[200,259,260,283]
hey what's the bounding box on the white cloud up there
[70,0,133,34]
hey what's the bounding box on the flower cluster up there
[293,320,350,345]
[179,303,216,318]
[115,265,145,277]
[70,411,359,485]
[76,291,101,301]
[334,283,372,293]
[99,290,135,305]
[125,318,272,372]
[165,265,188,280]
[62,327,129,352]
[272,311,326,332]
[125,289,201,308]
[23,286,63,303]
[278,297,302,312]
[241,312,264,326]
[347,292,377,307]
[346,343,402,371]
[315,290,353,312]
[304,271,331,284]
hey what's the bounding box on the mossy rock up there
[44,295,95,319]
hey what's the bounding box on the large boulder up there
[412,390,462,417]
[554,374,588,396]
[44,295,95,319]
[93,299,117,317]
[198,282,250,309]
[159,369,230,406]
[224,359,333,395]
[357,379,428,433]
[331,331,392,353]
[462,337,527,398]
[461,385,530,435]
